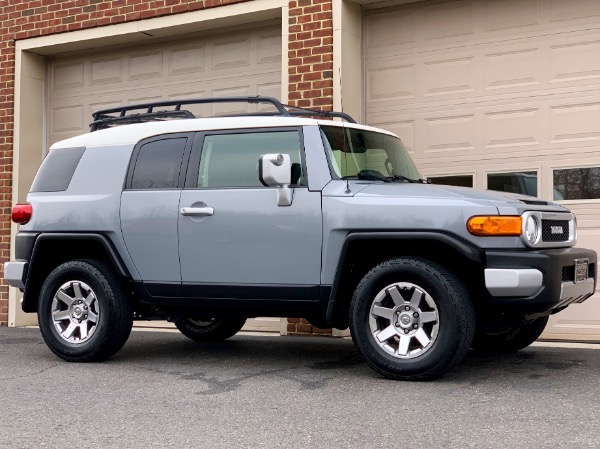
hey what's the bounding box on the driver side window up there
[197,130,304,188]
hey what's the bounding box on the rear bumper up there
[484,247,597,313]
[2,232,37,291]
[4,261,27,289]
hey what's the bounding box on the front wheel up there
[174,316,247,342]
[38,259,133,362]
[350,257,475,380]
[472,316,548,353]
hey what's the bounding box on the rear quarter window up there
[30,147,86,192]
[127,136,188,190]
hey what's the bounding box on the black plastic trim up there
[326,231,483,323]
[484,247,597,313]
[21,233,132,313]
[15,232,39,262]
[182,283,321,301]
[32,233,130,278]
[133,281,329,310]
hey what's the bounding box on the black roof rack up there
[89,96,356,131]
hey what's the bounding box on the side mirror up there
[259,153,293,206]
[259,153,291,186]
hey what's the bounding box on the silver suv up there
[4,97,597,380]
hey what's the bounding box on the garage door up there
[47,22,282,146]
[364,0,600,341]
[47,22,283,334]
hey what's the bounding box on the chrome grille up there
[521,211,575,248]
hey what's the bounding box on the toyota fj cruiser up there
[4,97,597,380]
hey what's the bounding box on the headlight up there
[523,215,539,245]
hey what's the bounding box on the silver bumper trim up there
[3,261,27,289]
[559,278,595,306]
[484,268,543,297]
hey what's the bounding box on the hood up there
[352,182,569,213]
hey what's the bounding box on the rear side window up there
[31,147,85,192]
[129,137,188,189]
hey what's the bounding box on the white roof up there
[50,116,398,149]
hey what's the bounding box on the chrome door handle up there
[180,207,214,216]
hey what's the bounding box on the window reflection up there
[428,175,473,188]
[487,172,538,197]
[554,167,600,200]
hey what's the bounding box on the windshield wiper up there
[343,170,391,183]
[389,175,430,184]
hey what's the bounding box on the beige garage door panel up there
[47,24,282,334]
[48,23,281,146]
[364,0,600,340]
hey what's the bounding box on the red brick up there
[302,55,321,64]
[296,323,312,333]
[312,45,333,55]
[302,21,320,31]
[313,62,332,71]
[302,89,321,98]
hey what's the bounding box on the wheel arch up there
[325,232,484,329]
[22,233,131,313]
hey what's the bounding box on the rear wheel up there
[350,257,475,380]
[472,316,548,353]
[174,316,247,342]
[38,259,133,362]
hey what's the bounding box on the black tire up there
[174,316,247,342]
[472,316,548,353]
[350,257,475,381]
[38,259,133,362]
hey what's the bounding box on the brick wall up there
[287,318,332,336]
[0,0,334,327]
[287,0,333,111]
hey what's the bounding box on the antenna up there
[339,67,351,194]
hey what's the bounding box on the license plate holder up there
[575,258,589,283]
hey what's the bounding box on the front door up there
[178,128,322,301]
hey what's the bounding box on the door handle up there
[180,207,214,216]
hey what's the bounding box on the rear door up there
[178,128,322,301]
[120,133,192,292]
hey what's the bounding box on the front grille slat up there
[562,265,574,282]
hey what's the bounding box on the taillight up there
[11,203,32,225]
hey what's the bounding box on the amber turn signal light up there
[467,216,522,236]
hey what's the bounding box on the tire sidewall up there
[351,258,466,377]
[178,318,223,336]
[174,317,247,342]
[38,262,114,359]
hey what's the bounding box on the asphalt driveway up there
[0,326,598,448]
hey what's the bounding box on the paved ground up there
[1,327,599,449]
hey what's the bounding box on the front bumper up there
[484,247,597,313]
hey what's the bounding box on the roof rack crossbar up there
[89,96,356,131]
[92,110,196,129]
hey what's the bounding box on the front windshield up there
[320,125,421,181]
